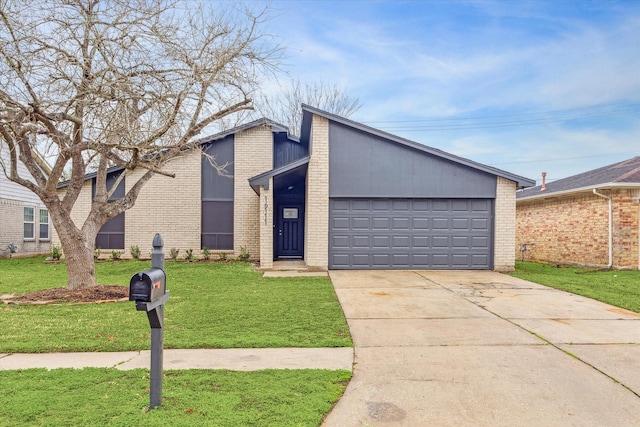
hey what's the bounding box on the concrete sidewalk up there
[0,347,353,371]
[323,270,640,427]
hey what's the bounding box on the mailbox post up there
[129,233,169,410]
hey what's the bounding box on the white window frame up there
[39,208,50,240]
[23,206,35,240]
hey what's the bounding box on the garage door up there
[329,198,493,269]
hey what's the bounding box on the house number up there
[283,208,298,219]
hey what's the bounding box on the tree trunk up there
[63,237,97,290]
[50,205,98,290]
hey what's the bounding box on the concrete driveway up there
[322,270,640,426]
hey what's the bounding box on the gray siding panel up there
[273,132,308,168]
[93,171,125,250]
[202,135,234,200]
[329,198,493,270]
[201,135,234,250]
[329,122,496,198]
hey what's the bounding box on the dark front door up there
[276,204,304,258]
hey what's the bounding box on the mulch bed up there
[1,285,129,305]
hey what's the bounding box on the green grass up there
[0,257,352,353]
[0,368,351,426]
[511,261,640,313]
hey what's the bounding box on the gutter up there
[592,189,613,268]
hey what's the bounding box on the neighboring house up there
[516,157,640,270]
[52,105,535,271]
[0,141,51,258]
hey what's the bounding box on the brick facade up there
[234,125,273,260]
[259,178,274,269]
[305,115,329,269]
[53,153,202,259]
[51,182,93,252]
[494,177,517,271]
[124,152,201,256]
[516,189,640,269]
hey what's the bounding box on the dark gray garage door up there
[329,198,493,269]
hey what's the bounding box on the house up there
[52,105,535,271]
[516,157,640,270]
[0,141,51,258]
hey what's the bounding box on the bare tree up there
[0,0,281,289]
[257,79,361,136]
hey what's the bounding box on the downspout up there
[592,189,613,268]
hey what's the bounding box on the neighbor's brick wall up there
[305,115,329,269]
[494,177,517,271]
[0,198,50,257]
[516,189,639,269]
[234,125,273,260]
[613,190,640,269]
[259,178,274,269]
[124,151,201,256]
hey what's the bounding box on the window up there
[39,209,49,240]
[24,207,34,239]
[201,136,234,250]
[93,171,125,249]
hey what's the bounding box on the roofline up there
[301,104,536,189]
[57,118,293,189]
[57,165,124,189]
[248,156,310,194]
[517,182,640,202]
[194,117,291,145]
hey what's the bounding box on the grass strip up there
[511,261,640,313]
[0,368,351,426]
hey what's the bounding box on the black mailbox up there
[129,268,166,303]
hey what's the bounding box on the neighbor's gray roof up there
[517,156,640,200]
[301,104,536,189]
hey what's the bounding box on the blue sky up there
[257,0,640,184]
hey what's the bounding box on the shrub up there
[201,247,211,261]
[169,248,180,260]
[130,245,141,260]
[110,250,122,261]
[93,246,101,260]
[218,252,227,261]
[51,245,62,261]
[238,246,250,261]
[184,248,195,262]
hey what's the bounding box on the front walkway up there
[323,270,640,426]
[0,347,353,371]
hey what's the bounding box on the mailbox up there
[129,268,166,303]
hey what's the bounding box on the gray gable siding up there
[273,132,308,168]
[329,122,497,199]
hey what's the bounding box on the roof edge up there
[248,156,311,194]
[301,104,536,188]
[517,182,640,202]
[195,117,290,145]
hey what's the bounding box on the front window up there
[39,209,49,240]
[24,207,34,239]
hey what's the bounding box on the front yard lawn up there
[0,257,352,353]
[511,261,640,313]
